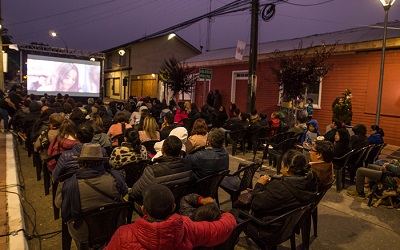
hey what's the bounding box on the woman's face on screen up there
[62,69,78,90]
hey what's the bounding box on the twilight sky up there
[3,0,400,53]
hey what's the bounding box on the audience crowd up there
[0,84,396,249]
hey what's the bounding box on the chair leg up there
[43,164,51,196]
[312,208,318,237]
[301,215,311,250]
[232,141,237,156]
[290,234,296,250]
[335,168,343,192]
[62,220,72,250]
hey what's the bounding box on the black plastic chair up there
[269,138,297,174]
[368,143,386,164]
[250,126,269,161]
[227,129,247,156]
[32,151,42,181]
[332,149,355,192]
[141,139,160,155]
[187,169,229,205]
[240,204,312,250]
[361,144,375,168]
[119,160,153,188]
[261,131,290,164]
[42,153,62,195]
[67,202,130,249]
[220,162,261,206]
[348,146,369,183]
[299,183,333,249]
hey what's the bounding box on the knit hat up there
[143,184,175,220]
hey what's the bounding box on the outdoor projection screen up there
[27,54,101,97]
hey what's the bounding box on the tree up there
[270,42,336,125]
[159,57,198,101]
[271,41,336,102]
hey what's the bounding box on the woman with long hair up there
[186,118,208,154]
[174,102,188,125]
[90,116,112,148]
[139,117,160,143]
[47,119,79,171]
[109,128,148,169]
[51,63,80,92]
[333,128,351,158]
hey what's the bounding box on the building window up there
[279,78,322,109]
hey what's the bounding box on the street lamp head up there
[380,0,396,10]
[50,31,57,37]
[118,49,126,56]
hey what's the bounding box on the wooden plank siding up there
[194,50,400,145]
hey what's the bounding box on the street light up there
[50,31,68,50]
[375,0,396,125]
[119,49,126,100]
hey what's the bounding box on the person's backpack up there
[38,128,50,151]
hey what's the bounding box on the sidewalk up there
[2,133,400,249]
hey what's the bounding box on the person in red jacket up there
[105,184,237,250]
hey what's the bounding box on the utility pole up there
[206,0,212,51]
[246,0,259,113]
[0,0,4,90]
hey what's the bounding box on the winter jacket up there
[310,161,334,189]
[185,147,229,182]
[160,125,176,140]
[350,134,369,150]
[368,133,384,145]
[104,212,236,250]
[52,143,109,181]
[47,136,79,172]
[301,120,320,150]
[174,109,188,124]
[130,156,192,201]
[109,143,148,169]
[251,176,317,220]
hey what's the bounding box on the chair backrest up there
[275,137,297,152]
[332,149,355,170]
[362,144,376,168]
[69,202,130,248]
[241,204,312,248]
[371,143,386,163]
[141,139,160,155]
[120,160,153,187]
[230,128,246,142]
[349,146,369,167]
[215,217,251,250]
[237,163,262,192]
[168,182,190,212]
[189,169,230,198]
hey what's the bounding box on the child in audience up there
[301,119,320,163]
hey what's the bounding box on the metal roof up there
[185,21,400,63]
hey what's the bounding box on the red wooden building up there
[185,21,400,145]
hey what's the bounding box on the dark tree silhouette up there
[160,57,198,100]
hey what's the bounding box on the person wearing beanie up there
[105,184,237,250]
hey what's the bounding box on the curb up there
[6,134,28,250]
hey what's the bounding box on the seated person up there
[139,117,160,143]
[160,112,176,140]
[105,184,236,250]
[323,120,343,143]
[249,150,317,241]
[309,140,335,189]
[130,135,192,203]
[109,128,148,169]
[185,128,229,181]
[222,108,240,128]
[55,143,128,247]
[107,112,132,146]
[301,119,320,163]
[333,128,351,158]
[153,127,188,160]
[348,159,400,198]
[185,118,208,154]
[349,124,369,150]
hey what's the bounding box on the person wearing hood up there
[52,122,109,181]
[90,117,112,148]
[249,150,317,241]
[301,119,320,163]
[153,127,188,160]
[129,105,148,125]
